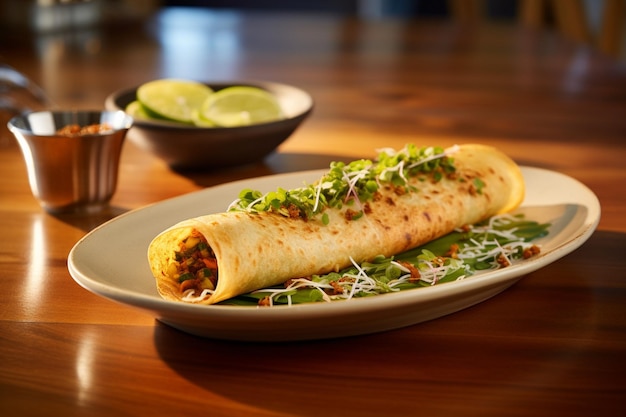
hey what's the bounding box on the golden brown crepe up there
[148,144,524,305]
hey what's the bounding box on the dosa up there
[148,144,524,305]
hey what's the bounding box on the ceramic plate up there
[68,167,600,341]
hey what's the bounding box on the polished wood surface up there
[1,8,625,417]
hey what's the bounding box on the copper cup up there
[8,110,133,213]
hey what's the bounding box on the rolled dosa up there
[148,144,524,305]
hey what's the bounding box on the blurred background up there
[1,0,624,147]
[1,0,624,61]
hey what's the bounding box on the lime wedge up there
[200,86,283,127]
[137,79,213,124]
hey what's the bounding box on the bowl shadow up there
[171,151,363,188]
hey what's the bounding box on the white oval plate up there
[68,167,600,341]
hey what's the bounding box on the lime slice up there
[200,86,283,127]
[125,100,154,120]
[191,109,216,127]
[137,79,213,124]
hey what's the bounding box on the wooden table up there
[1,7,625,417]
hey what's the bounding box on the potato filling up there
[169,229,218,296]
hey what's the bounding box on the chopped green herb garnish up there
[227,144,458,222]
[473,177,485,194]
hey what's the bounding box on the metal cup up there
[8,110,133,213]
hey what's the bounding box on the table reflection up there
[155,8,243,80]
[22,216,46,318]
[75,328,96,407]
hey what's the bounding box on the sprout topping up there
[228,144,459,221]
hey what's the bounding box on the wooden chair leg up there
[551,0,592,44]
[598,0,626,56]
[519,0,546,27]
[449,0,483,22]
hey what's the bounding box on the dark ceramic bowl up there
[105,81,313,170]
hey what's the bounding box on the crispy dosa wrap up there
[148,144,524,305]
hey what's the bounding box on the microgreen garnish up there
[228,144,459,221]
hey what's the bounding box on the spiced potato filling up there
[170,229,218,296]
